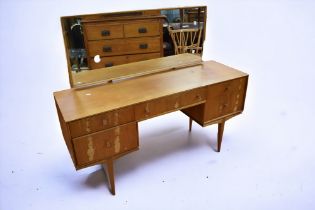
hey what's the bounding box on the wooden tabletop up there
[55,60,248,122]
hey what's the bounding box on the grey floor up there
[1,1,315,210]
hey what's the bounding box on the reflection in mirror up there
[60,6,207,87]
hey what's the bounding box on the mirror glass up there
[60,6,207,87]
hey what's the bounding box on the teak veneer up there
[54,54,248,195]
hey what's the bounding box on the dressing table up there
[55,7,248,195]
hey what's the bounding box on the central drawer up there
[73,122,139,167]
[135,88,206,121]
[87,36,161,57]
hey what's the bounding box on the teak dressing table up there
[54,54,248,195]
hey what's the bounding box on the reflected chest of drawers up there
[82,16,164,69]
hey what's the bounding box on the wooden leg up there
[217,121,225,152]
[102,159,115,195]
[189,117,192,132]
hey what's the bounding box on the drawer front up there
[135,94,181,120]
[124,37,161,54]
[84,23,124,40]
[73,122,139,166]
[180,87,206,107]
[204,77,247,121]
[89,53,161,69]
[69,106,134,138]
[89,55,127,69]
[87,39,125,57]
[87,37,161,57]
[124,21,160,38]
[127,52,161,63]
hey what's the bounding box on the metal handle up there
[103,46,112,52]
[105,62,113,67]
[101,30,110,36]
[138,27,147,33]
[139,43,148,49]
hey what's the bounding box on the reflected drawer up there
[124,21,160,38]
[87,37,161,57]
[69,106,134,138]
[124,37,161,54]
[73,122,139,166]
[84,23,124,40]
[127,52,161,63]
[89,55,127,69]
[88,52,161,69]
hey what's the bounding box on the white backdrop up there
[1,1,315,210]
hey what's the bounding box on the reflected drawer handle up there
[139,43,148,49]
[138,27,147,33]
[101,30,110,36]
[105,62,113,67]
[103,46,112,52]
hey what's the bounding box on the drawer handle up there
[101,30,110,36]
[138,27,147,33]
[103,46,112,52]
[139,43,148,49]
[106,141,112,148]
[195,95,202,100]
[105,62,113,67]
[224,87,229,92]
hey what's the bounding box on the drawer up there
[89,55,127,69]
[180,87,206,107]
[124,37,161,54]
[83,23,124,40]
[69,106,134,138]
[73,122,139,166]
[87,39,124,57]
[204,78,247,121]
[127,52,161,63]
[135,94,181,120]
[88,53,161,69]
[87,37,161,57]
[124,21,160,38]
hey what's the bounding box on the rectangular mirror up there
[60,6,207,87]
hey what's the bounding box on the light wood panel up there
[54,58,248,122]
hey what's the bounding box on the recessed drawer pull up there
[139,43,148,49]
[105,62,113,67]
[106,141,112,148]
[138,27,147,33]
[145,104,150,114]
[103,46,112,52]
[101,30,110,36]
[195,95,202,100]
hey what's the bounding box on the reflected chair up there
[168,27,203,55]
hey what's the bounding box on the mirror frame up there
[60,6,207,87]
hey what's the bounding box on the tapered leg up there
[217,121,225,152]
[189,118,192,132]
[102,159,115,195]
